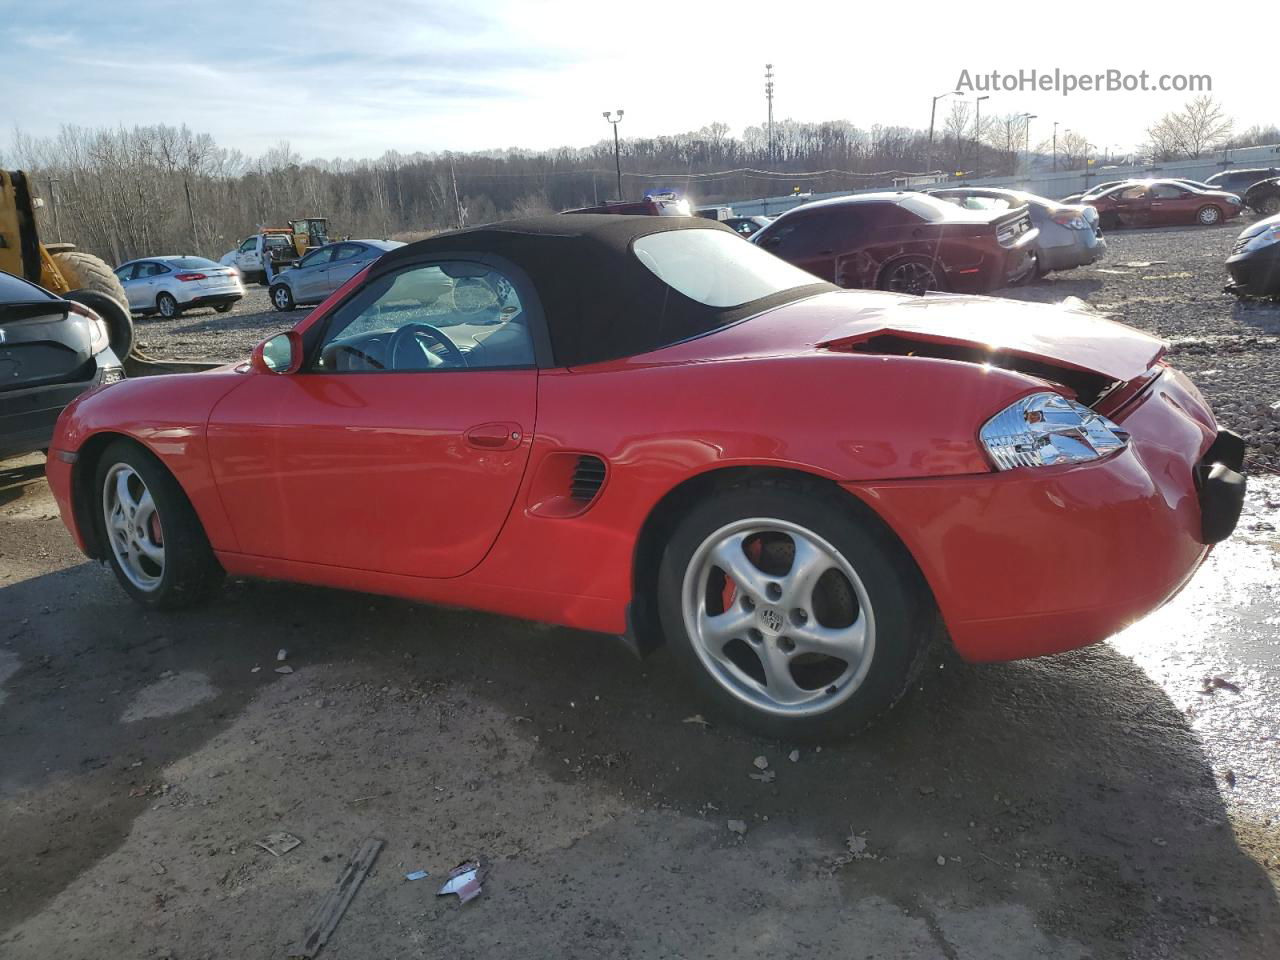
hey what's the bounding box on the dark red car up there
[45,216,1245,739]
[751,192,1038,295]
[1083,179,1243,229]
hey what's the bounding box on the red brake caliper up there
[721,537,764,610]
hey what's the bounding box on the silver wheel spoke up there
[790,617,866,662]
[776,535,829,610]
[758,642,809,705]
[136,537,165,564]
[709,534,772,600]
[115,470,138,515]
[697,605,755,648]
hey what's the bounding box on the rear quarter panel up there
[470,353,1035,610]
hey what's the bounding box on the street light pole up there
[1052,121,1059,173]
[926,89,960,175]
[765,64,775,166]
[1020,113,1036,176]
[603,110,624,201]
[972,95,989,177]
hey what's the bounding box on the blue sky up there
[4,0,1273,161]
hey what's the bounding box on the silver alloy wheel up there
[273,286,292,309]
[102,463,164,591]
[681,518,876,718]
[885,260,939,295]
[1199,206,1221,225]
[158,295,177,318]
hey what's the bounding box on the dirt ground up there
[2,222,1279,959]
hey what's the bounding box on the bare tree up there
[1146,96,1234,159]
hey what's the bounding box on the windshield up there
[632,228,820,308]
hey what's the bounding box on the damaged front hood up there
[817,292,1166,383]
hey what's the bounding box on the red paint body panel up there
[845,367,1217,661]
[50,373,246,552]
[45,281,1224,664]
[205,371,536,578]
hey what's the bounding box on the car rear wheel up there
[657,477,935,740]
[156,292,180,318]
[96,440,223,609]
[1255,195,1280,217]
[271,284,295,311]
[1196,205,1222,226]
[877,257,945,296]
[214,303,234,314]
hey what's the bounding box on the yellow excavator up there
[1,170,212,374]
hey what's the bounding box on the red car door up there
[1148,183,1194,224]
[206,261,539,580]
[1110,185,1152,226]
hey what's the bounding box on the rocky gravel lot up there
[134,218,1280,471]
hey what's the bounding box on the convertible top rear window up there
[632,229,819,308]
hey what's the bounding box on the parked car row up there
[1061,179,1243,229]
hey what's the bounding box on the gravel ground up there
[134,218,1280,472]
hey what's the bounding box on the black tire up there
[50,250,134,357]
[1255,195,1280,217]
[214,303,234,314]
[656,475,936,740]
[1099,212,1119,231]
[62,288,135,360]
[1196,204,1222,226]
[876,256,946,295]
[270,284,295,312]
[94,439,223,609]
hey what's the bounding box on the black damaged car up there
[1225,214,1280,299]
[0,270,124,460]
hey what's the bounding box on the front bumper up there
[844,367,1244,662]
[1225,246,1280,296]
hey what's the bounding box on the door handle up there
[465,422,522,451]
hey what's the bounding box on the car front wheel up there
[271,284,295,311]
[1196,205,1222,226]
[657,477,935,740]
[96,440,223,609]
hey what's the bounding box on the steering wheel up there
[387,322,467,370]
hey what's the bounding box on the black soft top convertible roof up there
[373,214,832,367]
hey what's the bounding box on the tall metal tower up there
[765,64,775,164]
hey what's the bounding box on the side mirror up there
[251,331,303,375]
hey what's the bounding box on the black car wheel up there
[156,292,180,318]
[657,475,936,740]
[1256,195,1280,217]
[95,439,223,609]
[214,303,234,314]
[877,257,945,296]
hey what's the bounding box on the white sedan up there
[113,256,244,318]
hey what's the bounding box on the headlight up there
[980,392,1129,471]
[1244,224,1280,253]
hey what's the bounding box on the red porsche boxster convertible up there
[46,215,1245,738]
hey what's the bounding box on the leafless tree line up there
[5,97,1267,265]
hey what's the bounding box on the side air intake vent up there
[569,455,607,502]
